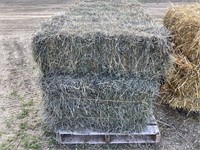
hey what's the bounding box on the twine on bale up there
[41,75,160,132]
[162,4,200,111]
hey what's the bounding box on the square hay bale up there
[162,4,200,111]
[32,0,171,78]
[41,75,160,133]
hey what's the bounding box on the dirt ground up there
[0,0,199,150]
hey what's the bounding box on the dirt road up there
[0,1,199,149]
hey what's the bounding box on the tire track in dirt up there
[0,39,23,123]
[0,34,40,144]
[0,36,41,144]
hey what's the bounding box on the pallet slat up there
[56,125,160,144]
[56,115,160,144]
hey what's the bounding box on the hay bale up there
[162,4,200,111]
[32,0,172,133]
[32,0,171,78]
[41,75,160,132]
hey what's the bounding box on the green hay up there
[32,0,171,78]
[32,0,172,133]
[41,75,160,132]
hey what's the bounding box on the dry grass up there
[162,4,200,111]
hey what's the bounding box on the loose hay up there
[41,75,160,132]
[32,0,171,78]
[162,4,200,111]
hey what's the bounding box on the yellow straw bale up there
[162,4,200,111]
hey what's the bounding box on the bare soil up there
[0,1,199,150]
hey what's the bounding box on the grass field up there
[0,0,199,149]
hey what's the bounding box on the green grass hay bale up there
[32,0,172,132]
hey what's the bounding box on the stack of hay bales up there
[162,4,200,111]
[32,0,171,133]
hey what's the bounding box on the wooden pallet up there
[56,115,160,144]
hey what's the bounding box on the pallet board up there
[56,115,160,144]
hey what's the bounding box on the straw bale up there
[32,0,171,78]
[162,4,200,111]
[41,74,160,132]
